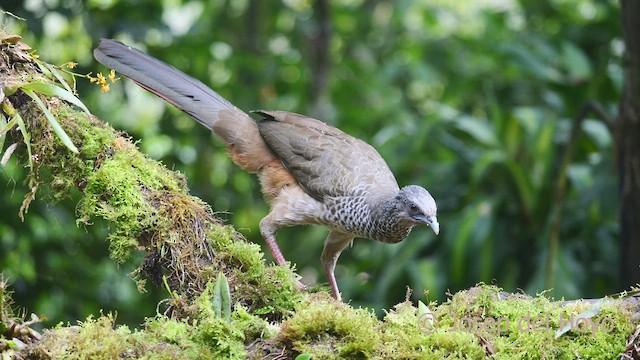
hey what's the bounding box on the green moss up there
[194,318,245,359]
[146,283,247,359]
[78,149,164,262]
[18,283,640,359]
[378,284,636,360]
[207,224,238,250]
[207,225,304,318]
[31,314,142,359]
[232,305,279,341]
[256,265,304,315]
[144,315,245,359]
[223,239,265,272]
[31,310,246,360]
[141,319,205,359]
[26,102,191,265]
[0,276,11,325]
[279,294,381,359]
[488,298,634,359]
[381,302,486,359]
[29,105,119,202]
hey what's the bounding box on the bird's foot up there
[295,279,308,291]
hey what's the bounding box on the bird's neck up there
[369,195,414,243]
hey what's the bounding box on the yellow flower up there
[108,69,116,82]
[88,70,118,92]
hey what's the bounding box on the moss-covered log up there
[2,32,640,359]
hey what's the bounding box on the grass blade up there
[21,82,90,114]
[22,88,78,153]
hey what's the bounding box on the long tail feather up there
[93,39,275,173]
[94,39,232,130]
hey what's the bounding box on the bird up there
[94,39,439,301]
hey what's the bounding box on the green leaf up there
[219,272,231,323]
[22,88,79,153]
[454,116,497,147]
[471,150,506,182]
[14,111,33,169]
[295,354,312,360]
[37,61,75,94]
[417,300,434,329]
[210,272,231,321]
[0,112,12,153]
[417,300,430,317]
[506,159,534,213]
[501,42,562,82]
[253,306,274,315]
[212,274,222,318]
[554,299,609,339]
[161,275,179,300]
[582,119,611,148]
[561,42,592,81]
[21,81,90,115]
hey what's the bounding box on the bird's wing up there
[255,111,399,201]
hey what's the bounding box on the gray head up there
[395,185,439,235]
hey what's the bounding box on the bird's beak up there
[429,217,440,235]
[418,215,439,235]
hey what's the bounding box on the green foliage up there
[273,284,634,359]
[210,272,231,322]
[208,225,304,318]
[0,276,11,331]
[430,285,634,359]
[32,314,141,359]
[279,294,382,359]
[0,0,624,326]
[31,311,246,359]
[78,148,184,262]
[378,284,634,359]
[231,304,278,342]
[382,302,488,359]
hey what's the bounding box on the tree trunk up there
[308,0,332,120]
[618,0,640,290]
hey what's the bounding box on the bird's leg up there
[259,217,287,266]
[321,231,355,301]
[264,234,286,266]
[260,218,307,290]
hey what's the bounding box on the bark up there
[618,0,640,290]
[308,0,332,119]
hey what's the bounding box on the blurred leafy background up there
[0,0,626,327]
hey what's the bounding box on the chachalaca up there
[94,39,439,301]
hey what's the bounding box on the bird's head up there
[395,185,439,235]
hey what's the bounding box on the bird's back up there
[255,110,400,203]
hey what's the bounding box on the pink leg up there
[321,231,354,301]
[264,235,286,266]
[324,266,342,302]
[264,234,307,290]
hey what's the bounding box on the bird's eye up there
[409,204,419,212]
